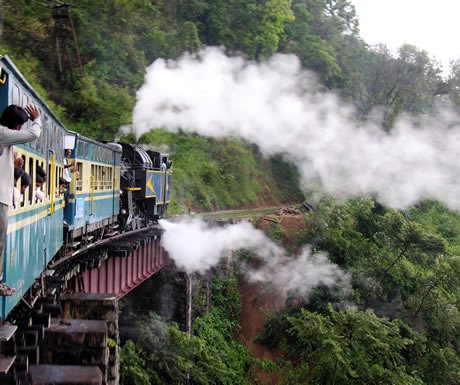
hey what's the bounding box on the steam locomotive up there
[0,55,171,318]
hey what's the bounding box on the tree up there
[352,45,443,128]
[283,2,342,86]
[176,21,202,54]
[446,59,460,106]
[259,306,424,385]
[191,0,294,59]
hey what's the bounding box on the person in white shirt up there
[0,104,41,295]
[63,149,76,183]
[35,166,47,202]
[13,168,31,208]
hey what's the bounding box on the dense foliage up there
[2,2,460,383]
[258,198,460,384]
[2,0,457,211]
[120,275,254,385]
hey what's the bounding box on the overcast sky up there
[351,0,458,72]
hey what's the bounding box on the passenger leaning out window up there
[0,104,41,295]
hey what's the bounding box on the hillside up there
[3,0,460,212]
[1,2,460,384]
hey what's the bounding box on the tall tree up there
[352,45,443,128]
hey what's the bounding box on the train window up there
[12,83,20,105]
[44,161,50,200]
[59,166,65,197]
[27,157,34,206]
[101,166,107,189]
[76,162,83,191]
[74,162,83,191]
[55,165,59,197]
[13,171,20,210]
[12,155,25,209]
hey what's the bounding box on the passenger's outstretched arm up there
[0,105,41,145]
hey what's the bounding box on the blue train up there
[0,55,172,319]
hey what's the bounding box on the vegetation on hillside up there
[2,1,460,383]
[258,198,460,384]
[120,274,254,385]
[3,0,460,211]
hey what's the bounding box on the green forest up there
[2,1,460,384]
[4,0,460,213]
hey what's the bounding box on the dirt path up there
[197,206,287,220]
[239,280,284,385]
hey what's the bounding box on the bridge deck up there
[71,235,168,298]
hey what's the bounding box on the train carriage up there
[0,55,77,317]
[64,137,122,240]
[0,55,172,320]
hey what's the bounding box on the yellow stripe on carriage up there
[67,192,117,204]
[6,202,65,234]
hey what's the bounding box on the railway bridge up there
[0,226,170,385]
[57,227,169,298]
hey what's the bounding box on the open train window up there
[43,161,51,198]
[102,166,108,189]
[27,157,34,206]
[12,154,27,209]
[100,165,103,190]
[58,166,64,197]
[75,162,82,191]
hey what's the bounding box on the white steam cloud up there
[133,47,460,211]
[159,217,350,299]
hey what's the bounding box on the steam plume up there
[159,217,350,299]
[133,47,460,211]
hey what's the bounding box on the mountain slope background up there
[2,2,460,384]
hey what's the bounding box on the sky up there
[351,0,459,72]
